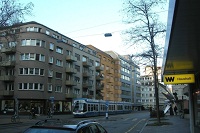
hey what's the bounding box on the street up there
[0,111,149,133]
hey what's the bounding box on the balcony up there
[82,82,93,88]
[82,71,91,77]
[0,90,14,96]
[114,82,122,86]
[0,61,15,67]
[114,72,121,78]
[96,75,104,80]
[96,83,104,91]
[96,66,103,71]
[82,94,93,99]
[1,47,16,54]
[106,69,114,74]
[65,80,77,86]
[66,55,76,62]
[106,78,114,83]
[65,92,77,98]
[114,64,121,69]
[65,67,77,74]
[0,75,15,81]
[114,89,121,94]
[82,61,91,67]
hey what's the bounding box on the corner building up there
[0,21,101,115]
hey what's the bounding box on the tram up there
[72,98,133,117]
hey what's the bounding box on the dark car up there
[23,119,108,133]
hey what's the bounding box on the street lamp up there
[104,33,112,37]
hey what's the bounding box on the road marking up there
[132,118,137,121]
[123,118,130,121]
[125,119,146,133]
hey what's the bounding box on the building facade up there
[87,45,121,101]
[106,51,133,102]
[0,21,101,115]
[140,66,166,109]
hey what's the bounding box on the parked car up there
[23,119,108,133]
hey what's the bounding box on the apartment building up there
[140,66,167,109]
[122,55,142,110]
[87,45,121,101]
[106,51,133,102]
[0,21,101,115]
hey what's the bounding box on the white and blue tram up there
[72,98,133,117]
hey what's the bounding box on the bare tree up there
[0,0,34,27]
[0,0,33,48]
[122,0,167,123]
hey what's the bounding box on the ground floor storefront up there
[0,98,73,115]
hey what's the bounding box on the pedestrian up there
[174,106,178,115]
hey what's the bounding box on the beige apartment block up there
[87,45,122,101]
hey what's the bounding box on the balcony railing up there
[96,83,104,91]
[82,61,92,67]
[106,78,114,83]
[0,61,15,67]
[82,71,91,77]
[96,75,104,80]
[66,55,76,62]
[1,47,16,54]
[65,80,77,86]
[0,90,14,96]
[65,67,77,74]
[82,82,93,88]
[65,92,77,98]
[96,66,103,71]
[0,75,15,81]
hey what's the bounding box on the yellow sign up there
[165,61,193,70]
[164,74,195,84]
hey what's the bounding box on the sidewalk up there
[0,114,74,125]
[141,115,190,133]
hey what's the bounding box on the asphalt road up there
[0,111,149,133]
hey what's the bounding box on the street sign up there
[164,74,195,84]
[49,97,54,103]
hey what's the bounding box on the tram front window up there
[73,102,87,112]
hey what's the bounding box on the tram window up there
[83,103,87,112]
[88,104,91,111]
[91,104,94,111]
[96,105,98,111]
[93,104,95,111]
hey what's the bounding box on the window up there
[74,88,80,95]
[56,46,63,54]
[75,65,80,72]
[29,68,34,75]
[26,27,41,32]
[95,61,100,66]
[49,43,54,50]
[21,39,45,47]
[19,68,44,76]
[55,85,62,92]
[46,30,50,35]
[56,59,63,67]
[34,68,39,75]
[66,50,72,56]
[29,83,33,90]
[52,34,59,39]
[49,57,53,64]
[55,72,62,79]
[75,53,80,61]
[20,53,45,62]
[82,56,87,62]
[48,70,53,77]
[48,84,52,91]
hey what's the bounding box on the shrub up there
[150,110,165,118]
